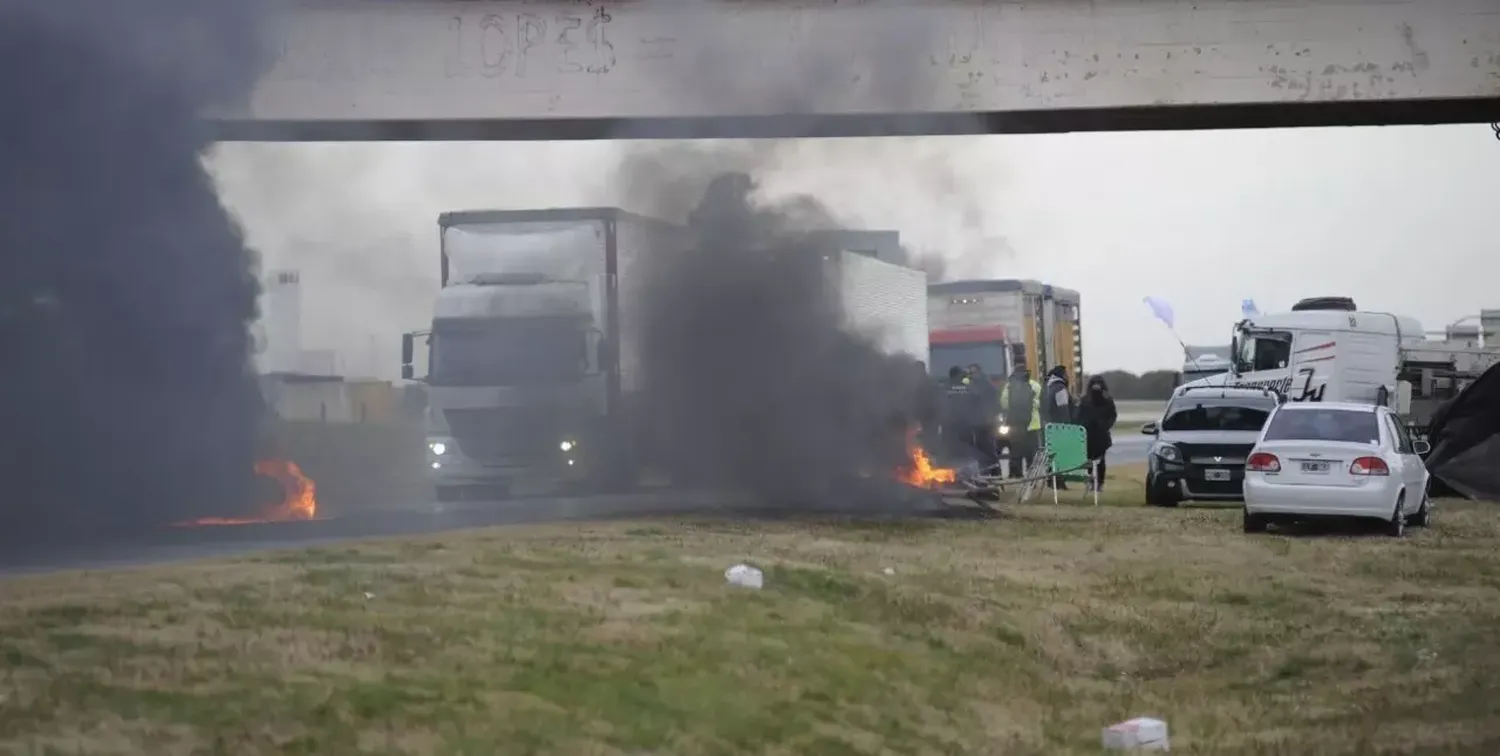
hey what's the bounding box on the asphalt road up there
[1,437,1155,577]
[1107,434,1154,465]
[0,482,965,577]
[0,490,753,577]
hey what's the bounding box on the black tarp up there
[1425,361,1500,500]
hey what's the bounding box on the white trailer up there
[827,245,929,365]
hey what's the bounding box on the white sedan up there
[1242,401,1431,536]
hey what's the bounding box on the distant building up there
[254,269,341,378]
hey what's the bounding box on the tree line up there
[1089,370,1181,400]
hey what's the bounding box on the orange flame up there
[179,459,318,527]
[897,427,957,488]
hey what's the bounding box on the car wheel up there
[1145,475,1175,507]
[1384,493,1407,537]
[1410,489,1432,528]
[1158,482,1180,508]
[1242,506,1268,534]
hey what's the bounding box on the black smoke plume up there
[627,158,946,513]
[0,1,275,537]
[604,1,1000,513]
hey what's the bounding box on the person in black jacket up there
[966,364,1001,467]
[1075,374,1119,491]
[941,365,993,468]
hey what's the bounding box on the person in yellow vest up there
[999,364,1043,478]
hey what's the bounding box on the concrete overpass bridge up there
[216,0,1500,140]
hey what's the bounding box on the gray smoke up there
[0,0,275,537]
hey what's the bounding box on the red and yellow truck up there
[927,279,1084,394]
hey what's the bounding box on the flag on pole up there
[1142,296,1176,330]
[1241,298,1260,319]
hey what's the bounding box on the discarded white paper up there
[724,564,764,589]
[1102,716,1170,751]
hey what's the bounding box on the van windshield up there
[1161,398,1275,432]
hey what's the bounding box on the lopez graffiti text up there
[446,7,616,79]
[1234,368,1327,402]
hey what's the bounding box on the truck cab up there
[1179,296,1500,434]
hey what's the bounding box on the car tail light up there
[1246,452,1281,472]
[1349,456,1389,476]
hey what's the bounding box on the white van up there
[1178,297,1499,433]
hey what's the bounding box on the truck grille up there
[444,407,561,463]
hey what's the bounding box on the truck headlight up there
[428,440,448,456]
[1154,444,1182,463]
[997,424,1011,436]
[559,440,576,452]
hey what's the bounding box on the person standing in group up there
[1040,365,1076,489]
[940,366,978,463]
[1075,375,1119,491]
[966,364,1001,470]
[1000,365,1042,478]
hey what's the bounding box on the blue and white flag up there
[1241,298,1260,319]
[1142,296,1176,330]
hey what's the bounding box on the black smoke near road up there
[612,4,981,512]
[627,158,945,513]
[0,1,274,537]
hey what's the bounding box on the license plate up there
[1204,468,1232,481]
[1300,461,1331,473]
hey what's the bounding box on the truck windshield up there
[1234,328,1293,373]
[930,343,1007,378]
[429,317,587,386]
[1161,399,1275,432]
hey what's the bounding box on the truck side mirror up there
[1141,422,1159,436]
[401,332,414,365]
[401,364,414,381]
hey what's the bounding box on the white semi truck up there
[1177,297,1500,434]
[401,208,686,501]
[401,209,929,501]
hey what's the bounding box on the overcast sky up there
[208,123,1498,377]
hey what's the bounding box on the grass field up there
[3,468,1500,755]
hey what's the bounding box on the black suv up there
[1142,386,1282,507]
